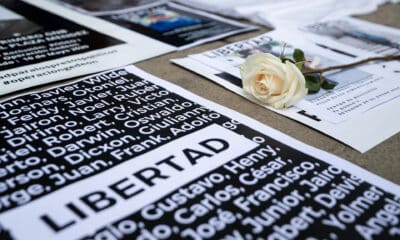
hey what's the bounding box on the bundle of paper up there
[172,30,400,153]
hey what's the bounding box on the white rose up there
[240,53,308,109]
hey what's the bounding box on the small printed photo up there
[214,40,331,69]
[304,68,371,101]
[213,41,283,68]
[56,0,158,13]
[303,20,400,55]
[110,6,201,32]
[0,6,42,39]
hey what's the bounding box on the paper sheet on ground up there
[48,0,256,50]
[0,0,174,96]
[0,0,255,96]
[0,65,399,239]
[172,32,400,152]
[175,0,395,28]
[0,1,173,95]
[296,16,400,70]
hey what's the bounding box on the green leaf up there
[295,61,305,71]
[293,48,305,63]
[305,75,320,94]
[321,79,337,90]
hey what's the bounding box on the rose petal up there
[240,52,307,109]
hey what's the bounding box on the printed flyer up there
[0,0,174,96]
[51,0,257,49]
[301,17,400,57]
[0,65,399,239]
[52,0,159,13]
[172,32,400,152]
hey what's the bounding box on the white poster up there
[172,32,400,152]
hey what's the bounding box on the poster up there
[172,32,400,152]
[50,0,257,49]
[301,17,400,57]
[0,0,174,96]
[174,0,392,28]
[53,0,159,13]
[0,65,399,239]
